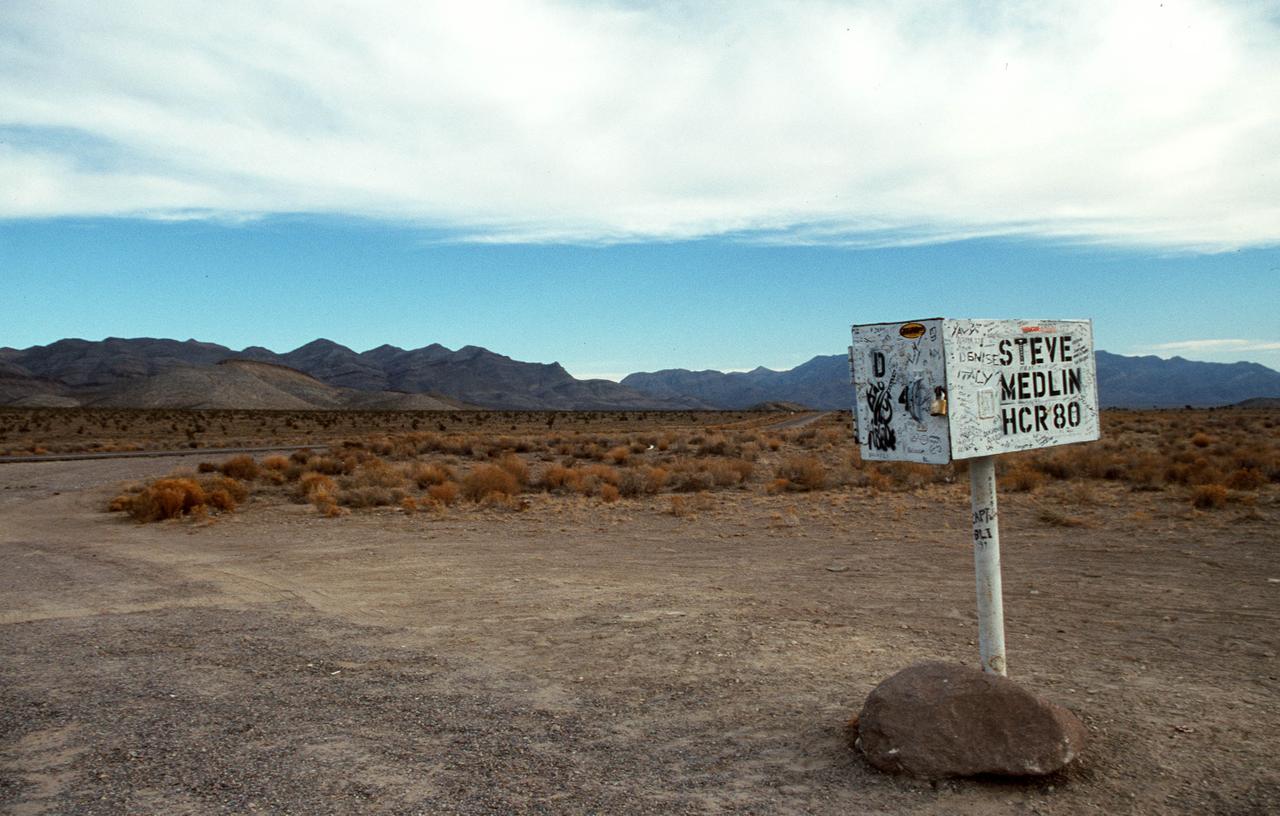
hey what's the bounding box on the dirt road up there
[2,455,1277,814]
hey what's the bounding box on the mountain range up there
[0,338,707,410]
[2,338,1278,411]
[623,351,1280,409]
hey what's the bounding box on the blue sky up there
[2,1,1278,379]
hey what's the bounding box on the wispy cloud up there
[2,1,1278,249]
[1142,339,1280,353]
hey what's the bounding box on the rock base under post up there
[854,661,1088,779]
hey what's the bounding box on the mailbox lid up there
[851,319,951,464]
[943,319,1100,459]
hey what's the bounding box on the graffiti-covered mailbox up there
[849,318,1100,677]
[850,318,1100,464]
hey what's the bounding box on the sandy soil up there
[1,455,1278,815]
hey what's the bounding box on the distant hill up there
[84,360,466,411]
[1093,351,1280,408]
[621,356,849,410]
[622,351,1280,410]
[0,338,706,410]
[4,336,1276,411]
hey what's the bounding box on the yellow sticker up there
[899,322,926,339]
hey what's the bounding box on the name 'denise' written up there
[996,335,1084,435]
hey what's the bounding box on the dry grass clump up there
[261,454,290,471]
[337,485,407,508]
[999,463,1047,493]
[219,454,260,481]
[109,474,248,522]
[1037,508,1088,527]
[868,462,942,492]
[668,492,714,517]
[463,464,520,502]
[203,475,249,511]
[541,464,580,493]
[615,465,668,497]
[297,472,341,514]
[406,462,454,488]
[110,477,205,522]
[428,481,461,506]
[343,459,409,490]
[706,458,754,487]
[539,463,620,497]
[1225,468,1266,491]
[774,456,826,491]
[1190,484,1229,509]
[495,453,529,486]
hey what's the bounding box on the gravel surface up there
[2,456,1278,814]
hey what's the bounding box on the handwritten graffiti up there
[866,381,897,451]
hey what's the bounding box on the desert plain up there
[1,407,1277,815]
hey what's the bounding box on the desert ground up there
[1,409,1277,814]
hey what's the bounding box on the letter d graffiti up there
[873,351,886,378]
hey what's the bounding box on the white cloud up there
[1143,339,1280,353]
[1,0,1278,249]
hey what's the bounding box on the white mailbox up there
[850,318,1100,464]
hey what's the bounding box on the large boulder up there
[855,661,1087,778]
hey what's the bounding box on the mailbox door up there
[851,319,951,464]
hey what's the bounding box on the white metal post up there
[968,456,1007,676]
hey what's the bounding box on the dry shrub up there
[428,481,460,506]
[308,455,352,476]
[574,464,620,496]
[261,454,290,471]
[1166,458,1225,487]
[1000,463,1047,493]
[205,486,238,512]
[766,477,790,494]
[775,456,825,491]
[196,461,219,473]
[600,484,620,503]
[1225,468,1266,491]
[406,462,454,488]
[707,458,753,487]
[616,465,669,497]
[315,497,345,517]
[668,464,712,493]
[669,491,714,516]
[299,472,336,498]
[219,454,260,481]
[201,475,249,511]
[880,462,938,491]
[338,486,406,508]
[1190,484,1229,509]
[644,466,669,493]
[1037,508,1087,527]
[1191,432,1214,448]
[400,496,418,513]
[496,453,529,486]
[541,464,582,493]
[119,477,206,522]
[345,459,408,490]
[605,445,631,465]
[864,468,896,493]
[463,465,520,502]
